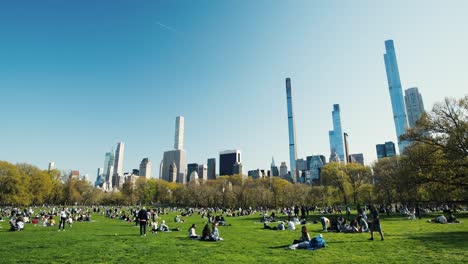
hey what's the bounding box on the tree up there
[344,163,371,205]
[321,162,350,204]
[0,161,30,205]
[401,96,468,188]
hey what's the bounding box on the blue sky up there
[1,0,467,182]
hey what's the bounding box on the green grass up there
[0,210,467,264]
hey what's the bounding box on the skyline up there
[1,1,467,183]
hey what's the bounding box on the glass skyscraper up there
[328,104,345,162]
[404,87,425,128]
[285,78,298,182]
[384,40,409,154]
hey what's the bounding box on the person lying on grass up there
[287,234,326,250]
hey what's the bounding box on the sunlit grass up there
[0,210,466,263]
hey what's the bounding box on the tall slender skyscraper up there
[328,104,346,163]
[285,78,298,182]
[174,116,184,150]
[112,142,125,188]
[404,87,425,128]
[384,40,409,153]
[343,132,350,163]
[162,116,187,183]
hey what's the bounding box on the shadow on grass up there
[268,244,291,249]
[407,231,468,249]
[97,234,140,237]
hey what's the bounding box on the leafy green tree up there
[0,161,30,205]
[321,162,350,204]
[344,163,372,205]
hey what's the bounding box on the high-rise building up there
[207,158,216,180]
[112,142,125,188]
[285,78,298,182]
[198,164,208,181]
[307,155,326,184]
[405,87,425,128]
[271,157,279,177]
[187,163,199,182]
[103,151,114,188]
[139,158,151,179]
[329,104,346,163]
[95,168,104,187]
[233,162,243,175]
[376,141,396,159]
[384,40,409,153]
[296,158,307,174]
[162,116,187,183]
[349,153,364,165]
[248,169,261,180]
[174,116,184,150]
[48,162,55,172]
[343,133,351,163]
[279,162,288,179]
[219,150,241,176]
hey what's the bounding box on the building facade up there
[139,158,151,179]
[384,40,409,153]
[328,104,346,163]
[207,158,216,180]
[404,87,425,128]
[285,78,298,182]
[219,150,241,176]
[162,116,187,183]
[376,141,396,159]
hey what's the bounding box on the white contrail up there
[155,21,178,34]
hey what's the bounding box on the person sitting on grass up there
[357,215,369,232]
[188,224,198,239]
[287,234,326,250]
[151,221,158,234]
[293,226,311,244]
[277,221,286,230]
[200,224,212,241]
[159,220,169,232]
[287,220,296,230]
[211,222,223,241]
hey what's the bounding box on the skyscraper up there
[376,141,396,159]
[139,158,151,179]
[103,151,114,188]
[405,87,425,128]
[219,150,241,176]
[198,164,208,181]
[285,78,298,182]
[112,142,125,188]
[343,133,351,163]
[174,116,184,150]
[207,158,216,180]
[384,40,409,153]
[187,163,199,182]
[271,157,279,177]
[48,162,55,172]
[349,153,364,165]
[279,162,288,179]
[328,104,346,163]
[162,116,187,183]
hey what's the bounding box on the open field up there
[0,210,467,264]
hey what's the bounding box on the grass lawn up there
[0,210,467,264]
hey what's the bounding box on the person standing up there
[58,208,68,231]
[138,207,148,236]
[346,205,351,220]
[369,207,384,241]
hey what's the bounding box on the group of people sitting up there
[9,217,25,231]
[187,222,224,241]
[264,219,299,231]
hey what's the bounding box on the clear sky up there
[1,0,467,183]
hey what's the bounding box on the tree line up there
[1,96,466,207]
